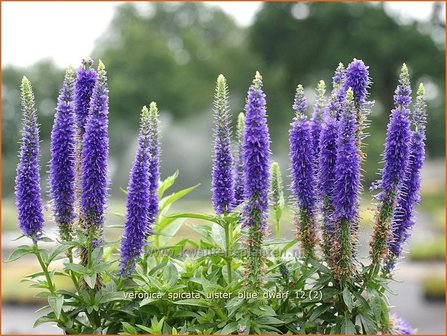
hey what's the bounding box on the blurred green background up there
[2,2,445,334]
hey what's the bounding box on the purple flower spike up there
[333,89,361,277]
[344,59,370,106]
[233,112,245,207]
[49,67,76,240]
[289,84,317,258]
[318,110,338,261]
[74,57,97,135]
[81,60,109,229]
[212,74,235,215]
[243,72,270,228]
[370,64,412,264]
[386,84,426,272]
[120,106,152,276]
[15,77,45,241]
[333,89,360,223]
[243,71,271,287]
[388,314,414,334]
[147,102,160,231]
[290,84,315,212]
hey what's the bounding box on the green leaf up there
[308,304,330,322]
[48,244,71,263]
[33,314,57,327]
[343,287,354,312]
[173,299,208,307]
[64,263,87,274]
[211,224,226,251]
[122,321,138,334]
[34,291,50,298]
[341,316,356,334]
[48,295,63,320]
[158,170,179,199]
[5,245,34,262]
[255,316,284,325]
[84,273,97,289]
[159,184,199,214]
[163,263,178,287]
[39,236,54,243]
[360,313,377,334]
[369,291,382,321]
[156,219,185,246]
[190,277,223,290]
[219,322,238,334]
[168,212,220,224]
[136,324,153,333]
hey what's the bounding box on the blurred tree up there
[250,2,445,184]
[94,2,257,124]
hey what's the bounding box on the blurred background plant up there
[2,1,445,334]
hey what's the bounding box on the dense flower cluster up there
[212,75,235,215]
[15,77,45,241]
[289,84,317,257]
[74,58,97,135]
[120,106,152,275]
[49,67,77,240]
[242,71,271,287]
[370,64,412,264]
[81,61,109,229]
[386,83,426,271]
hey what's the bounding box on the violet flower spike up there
[212,74,235,215]
[289,84,317,258]
[318,109,339,263]
[388,314,414,334]
[332,89,361,278]
[49,67,76,241]
[370,64,412,264]
[385,84,426,272]
[15,77,45,241]
[81,60,109,230]
[74,57,97,135]
[146,102,160,232]
[120,106,152,276]
[233,112,245,207]
[242,71,271,288]
[344,59,370,106]
[74,58,97,209]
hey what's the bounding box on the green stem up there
[224,216,233,284]
[275,219,280,239]
[33,243,55,293]
[67,248,80,292]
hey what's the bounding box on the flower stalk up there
[15,77,45,242]
[212,74,235,215]
[385,83,426,272]
[370,64,412,266]
[242,71,271,289]
[120,106,152,275]
[289,84,318,259]
[49,66,76,242]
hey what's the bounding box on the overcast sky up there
[2,1,443,68]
